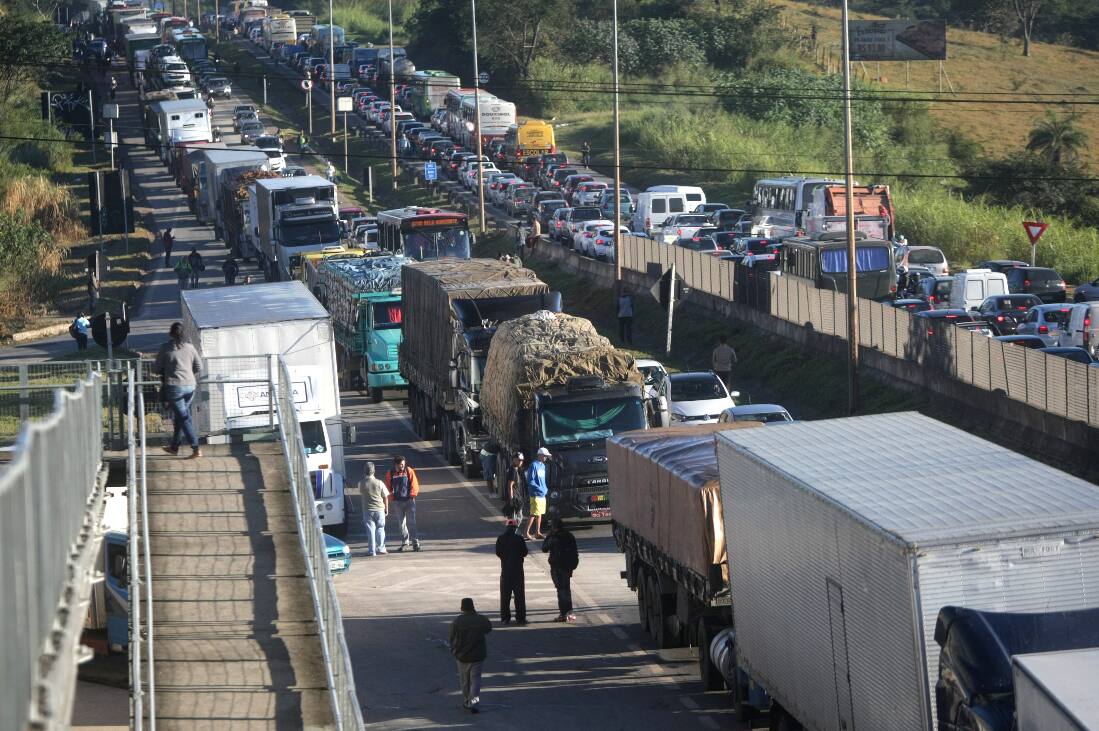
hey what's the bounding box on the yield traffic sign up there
[1023,220,1048,244]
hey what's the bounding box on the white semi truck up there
[251,175,341,282]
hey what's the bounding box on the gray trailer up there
[197,146,267,226]
[1014,649,1099,731]
[714,412,1099,730]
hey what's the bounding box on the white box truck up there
[714,412,1099,731]
[196,146,268,225]
[180,281,349,535]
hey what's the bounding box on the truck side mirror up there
[656,395,670,428]
[448,358,458,389]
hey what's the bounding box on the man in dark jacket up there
[495,520,528,625]
[187,247,204,289]
[542,518,579,622]
[449,597,492,713]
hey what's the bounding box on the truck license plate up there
[328,559,344,571]
[589,509,611,519]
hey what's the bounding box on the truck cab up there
[254,176,342,282]
[357,291,404,398]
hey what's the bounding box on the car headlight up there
[670,412,686,422]
[324,502,334,511]
[342,545,350,556]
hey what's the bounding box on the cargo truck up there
[713,412,1099,730]
[315,254,409,401]
[195,146,268,225]
[479,311,647,520]
[151,98,213,163]
[252,175,341,282]
[217,167,281,260]
[398,260,560,476]
[181,281,349,535]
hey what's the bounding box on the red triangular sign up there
[1023,221,1048,244]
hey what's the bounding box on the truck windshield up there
[372,302,402,329]
[402,227,471,260]
[299,420,328,454]
[281,220,341,247]
[540,397,646,445]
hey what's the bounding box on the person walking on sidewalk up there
[542,518,580,622]
[386,455,421,551]
[495,519,528,625]
[187,247,205,289]
[174,256,192,293]
[222,257,239,285]
[617,290,634,345]
[449,598,492,714]
[504,452,525,522]
[359,462,389,556]
[711,334,738,392]
[154,322,203,459]
[162,228,175,268]
[523,447,550,540]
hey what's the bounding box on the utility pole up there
[329,0,336,137]
[388,0,397,188]
[841,0,859,414]
[471,0,486,233]
[612,0,622,284]
[343,111,349,173]
[665,263,676,354]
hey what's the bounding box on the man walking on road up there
[449,598,491,714]
[162,228,175,268]
[617,290,634,345]
[542,518,579,622]
[711,334,738,392]
[154,322,203,459]
[70,312,90,351]
[523,447,550,540]
[174,256,191,293]
[187,247,205,289]
[386,456,421,551]
[495,519,528,625]
[222,257,239,285]
[580,140,591,167]
[359,462,389,556]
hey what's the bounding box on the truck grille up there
[387,345,399,360]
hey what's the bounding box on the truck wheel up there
[697,618,725,691]
[445,424,461,466]
[371,387,383,403]
[636,570,650,635]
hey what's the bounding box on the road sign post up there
[337,96,353,173]
[1023,220,1049,266]
[424,161,437,182]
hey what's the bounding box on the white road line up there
[610,627,628,640]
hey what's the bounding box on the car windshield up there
[300,420,327,455]
[733,410,791,423]
[372,301,402,329]
[996,296,1040,310]
[571,208,600,222]
[540,397,647,445]
[908,249,945,264]
[675,215,709,226]
[671,375,725,401]
[280,220,341,247]
[401,227,471,261]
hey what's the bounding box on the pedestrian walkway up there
[144,442,335,729]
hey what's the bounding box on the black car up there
[1005,267,1067,303]
[447,152,477,179]
[995,334,1047,349]
[973,294,1043,335]
[1073,276,1099,302]
[1038,346,1095,364]
[914,309,975,336]
[708,230,741,251]
[429,139,456,162]
[975,260,1027,274]
[917,275,952,306]
[537,200,568,230]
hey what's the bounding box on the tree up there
[0,16,70,109]
[1026,112,1088,167]
[1012,0,1044,56]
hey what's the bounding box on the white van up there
[949,269,1008,311]
[631,185,706,236]
[1058,302,1099,356]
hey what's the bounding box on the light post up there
[840,0,859,414]
[612,0,622,284]
[329,0,336,137]
[471,0,485,234]
[388,0,398,188]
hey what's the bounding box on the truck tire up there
[697,618,725,691]
[636,568,650,635]
[371,387,383,403]
[444,421,461,466]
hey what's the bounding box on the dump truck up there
[398,259,560,476]
[479,311,647,520]
[315,254,408,401]
[713,412,1099,729]
[608,423,759,689]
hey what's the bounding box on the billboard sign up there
[850,20,947,61]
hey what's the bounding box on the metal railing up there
[273,356,364,730]
[127,369,157,730]
[0,372,104,731]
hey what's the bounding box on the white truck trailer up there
[1014,648,1099,731]
[196,146,268,225]
[714,411,1099,730]
[180,281,349,535]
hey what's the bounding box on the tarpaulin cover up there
[607,423,758,580]
[318,255,408,333]
[480,311,642,448]
[399,259,547,404]
[825,185,891,217]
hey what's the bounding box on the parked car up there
[972,294,1043,335]
[1058,301,1099,356]
[718,404,793,424]
[324,533,351,574]
[658,371,738,425]
[995,334,1047,349]
[1037,347,1095,365]
[1015,304,1076,346]
[975,259,1027,274]
[1005,266,1067,303]
[914,309,975,336]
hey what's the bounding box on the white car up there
[457,156,490,181]
[464,164,499,190]
[574,219,615,254]
[659,371,737,425]
[574,182,608,207]
[718,404,793,424]
[592,224,629,261]
[635,358,668,426]
[898,245,950,277]
[658,213,710,244]
[489,175,521,204]
[253,135,285,172]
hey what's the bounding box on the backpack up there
[555,532,579,572]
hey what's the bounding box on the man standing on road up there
[479,444,497,495]
[154,322,203,459]
[527,216,541,251]
[386,455,421,551]
[174,256,192,293]
[70,312,91,351]
[542,518,579,622]
[495,519,528,625]
[504,452,525,522]
[187,247,205,289]
[359,462,389,556]
[617,290,634,345]
[711,334,738,392]
[523,447,550,540]
[580,140,591,167]
[449,598,491,714]
[222,257,239,285]
[162,228,175,268]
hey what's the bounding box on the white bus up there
[458,94,516,148]
[751,177,895,240]
[262,15,296,49]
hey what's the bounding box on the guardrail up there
[273,356,364,730]
[1,371,104,731]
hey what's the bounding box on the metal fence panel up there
[1045,355,1070,418]
[1001,343,1027,400]
[954,328,973,384]
[1091,367,1099,427]
[1024,349,1048,411]
[1066,362,1090,423]
[972,335,992,391]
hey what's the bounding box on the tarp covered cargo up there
[399,258,547,404]
[608,423,758,582]
[480,311,642,448]
[318,254,407,333]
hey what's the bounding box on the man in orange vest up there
[386,455,421,551]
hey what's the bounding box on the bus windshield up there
[401,226,471,260]
[820,246,891,273]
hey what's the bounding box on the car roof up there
[996,334,1045,341]
[634,359,664,369]
[669,371,718,381]
[727,404,787,415]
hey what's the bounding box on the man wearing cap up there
[524,447,551,540]
[504,452,526,522]
[495,519,528,625]
[449,597,492,713]
[359,462,389,556]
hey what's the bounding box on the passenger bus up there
[502,119,556,163]
[124,31,161,63]
[780,232,897,301]
[158,16,190,38]
[262,15,297,49]
[752,177,894,240]
[169,28,208,62]
[458,94,516,149]
[443,88,477,136]
[409,70,461,120]
[376,207,471,261]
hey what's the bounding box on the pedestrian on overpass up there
[711,334,738,393]
[359,462,389,556]
[542,518,579,622]
[162,228,175,268]
[154,322,203,459]
[495,519,528,625]
[449,598,491,714]
[187,247,205,289]
[523,447,550,540]
[386,455,421,551]
[222,257,239,285]
[174,256,192,293]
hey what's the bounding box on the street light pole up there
[329,0,336,137]
[471,0,486,234]
[841,0,859,414]
[388,0,398,188]
[612,0,622,284]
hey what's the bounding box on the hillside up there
[776,0,1099,167]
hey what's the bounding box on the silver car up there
[1015,304,1075,346]
[239,121,265,144]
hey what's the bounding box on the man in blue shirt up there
[524,447,550,541]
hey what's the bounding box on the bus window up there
[820,246,890,273]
